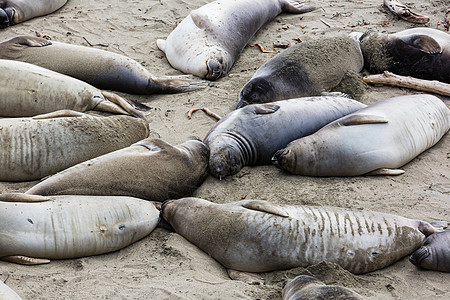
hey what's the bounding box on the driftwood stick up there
[363,71,450,96]
[187,108,222,121]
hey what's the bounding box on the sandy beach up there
[0,0,449,299]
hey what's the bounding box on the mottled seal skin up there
[157,0,315,80]
[0,280,23,300]
[282,275,363,300]
[204,96,366,179]
[273,94,450,176]
[26,138,209,202]
[236,34,364,108]
[0,113,149,182]
[409,231,450,272]
[0,193,160,264]
[0,0,67,28]
[360,28,450,83]
[0,36,206,94]
[0,59,144,118]
[162,198,441,274]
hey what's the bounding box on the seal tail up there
[152,75,209,93]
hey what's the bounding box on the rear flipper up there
[100,91,147,120]
[152,75,208,93]
[365,168,405,176]
[419,221,448,236]
[1,256,50,265]
[227,269,265,285]
[281,0,316,14]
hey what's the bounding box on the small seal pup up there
[359,28,450,83]
[157,0,315,80]
[272,94,450,176]
[0,193,160,264]
[282,275,363,300]
[236,34,364,108]
[0,112,149,182]
[0,59,144,118]
[204,96,366,179]
[0,36,207,94]
[409,231,450,272]
[162,197,444,274]
[26,138,209,202]
[0,0,67,28]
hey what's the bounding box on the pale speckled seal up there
[0,193,160,264]
[236,34,364,108]
[272,94,450,176]
[26,138,209,202]
[157,0,315,80]
[0,112,149,182]
[162,197,443,274]
[282,275,363,300]
[0,0,67,28]
[409,230,450,272]
[204,96,366,179]
[359,28,450,83]
[0,36,206,94]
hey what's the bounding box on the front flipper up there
[13,36,52,47]
[227,269,265,285]
[156,39,166,53]
[339,114,389,126]
[281,0,316,14]
[241,200,289,217]
[32,110,87,119]
[1,256,50,265]
[365,168,405,176]
[401,34,442,54]
[190,9,212,30]
[253,104,280,114]
[0,193,50,203]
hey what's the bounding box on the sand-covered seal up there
[204,96,366,179]
[0,112,149,182]
[26,138,209,201]
[272,94,450,176]
[282,275,363,300]
[0,193,160,265]
[156,0,315,80]
[0,59,144,118]
[0,36,206,94]
[359,28,450,83]
[236,34,364,108]
[409,230,450,272]
[162,197,444,274]
[0,0,67,28]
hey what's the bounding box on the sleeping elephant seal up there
[409,231,450,272]
[0,59,144,118]
[0,193,160,264]
[162,197,444,274]
[0,112,149,182]
[272,94,450,176]
[0,36,206,94]
[0,0,67,28]
[157,0,315,80]
[282,275,363,300]
[359,28,450,83]
[26,138,209,202]
[236,34,364,108]
[204,96,366,179]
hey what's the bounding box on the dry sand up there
[0,0,449,299]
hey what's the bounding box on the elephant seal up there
[0,193,160,264]
[0,0,67,28]
[0,112,149,182]
[236,34,364,108]
[26,138,209,201]
[156,0,315,80]
[204,96,366,179]
[0,59,144,118]
[282,275,363,300]
[0,280,22,300]
[409,231,450,272]
[0,36,206,94]
[359,28,450,83]
[272,94,450,176]
[162,197,444,274]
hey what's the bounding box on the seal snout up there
[0,8,11,28]
[409,246,429,266]
[206,58,225,81]
[272,149,287,169]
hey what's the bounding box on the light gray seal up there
[0,0,67,28]
[157,0,315,80]
[359,28,450,83]
[204,96,366,179]
[272,94,450,176]
[236,34,364,108]
[0,36,206,94]
[282,275,363,300]
[26,138,209,202]
[162,197,444,274]
[409,230,450,272]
